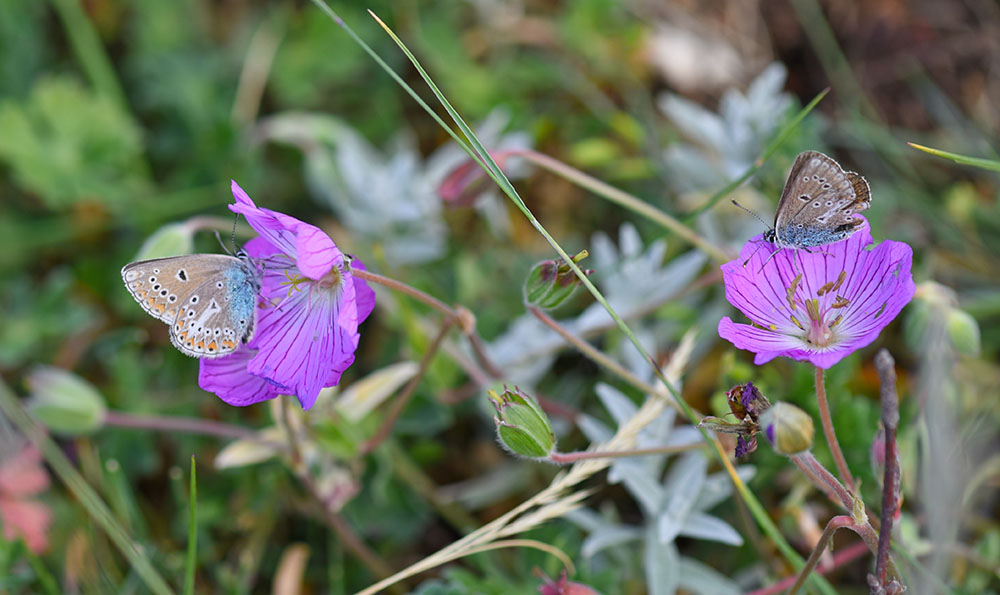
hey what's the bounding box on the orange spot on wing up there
[207,340,218,351]
[196,340,205,350]
[156,303,165,313]
[221,339,235,349]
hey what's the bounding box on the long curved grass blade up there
[687,87,830,219]
[907,143,1000,172]
[309,4,836,593]
[0,380,174,595]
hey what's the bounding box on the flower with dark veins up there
[199,181,375,409]
[718,218,914,368]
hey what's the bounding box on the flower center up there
[784,271,850,348]
[316,266,343,290]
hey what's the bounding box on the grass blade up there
[310,5,836,592]
[0,380,174,595]
[185,455,197,595]
[907,143,1000,172]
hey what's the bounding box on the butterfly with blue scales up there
[121,252,260,358]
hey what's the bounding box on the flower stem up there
[504,149,731,263]
[360,318,453,455]
[527,304,668,404]
[814,366,856,493]
[745,541,869,595]
[276,399,402,591]
[789,452,853,509]
[549,442,701,464]
[874,349,902,589]
[103,411,272,444]
[788,515,875,595]
[351,267,456,319]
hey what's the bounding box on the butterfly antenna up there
[731,199,772,229]
[214,230,232,255]
[742,238,768,267]
[230,213,241,253]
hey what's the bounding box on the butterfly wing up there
[773,151,871,248]
[122,254,258,358]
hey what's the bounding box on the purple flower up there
[199,181,375,409]
[718,218,914,369]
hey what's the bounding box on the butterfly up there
[763,150,871,250]
[121,252,260,358]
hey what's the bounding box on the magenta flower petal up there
[199,182,375,409]
[718,218,914,369]
[199,347,284,406]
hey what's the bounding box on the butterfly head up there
[763,229,777,245]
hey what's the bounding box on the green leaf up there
[0,77,149,210]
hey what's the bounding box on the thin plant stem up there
[276,399,402,592]
[457,539,574,574]
[788,453,846,505]
[747,541,869,595]
[351,269,504,382]
[549,442,702,464]
[789,452,850,507]
[360,318,453,454]
[505,149,730,263]
[527,304,667,404]
[351,268,456,319]
[789,515,881,595]
[874,349,902,589]
[814,366,856,493]
[103,411,270,444]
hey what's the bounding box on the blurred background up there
[0,1,997,593]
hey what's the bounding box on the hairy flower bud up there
[760,402,814,455]
[26,366,106,435]
[524,250,592,309]
[488,386,555,459]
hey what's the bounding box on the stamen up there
[280,270,309,297]
[831,270,847,292]
[786,273,803,312]
[805,298,822,322]
[789,315,805,330]
[832,295,850,309]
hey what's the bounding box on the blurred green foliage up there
[0,0,998,593]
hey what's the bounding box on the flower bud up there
[438,159,492,208]
[26,366,106,435]
[488,386,555,459]
[945,308,980,356]
[523,251,593,309]
[759,402,814,455]
[134,222,195,260]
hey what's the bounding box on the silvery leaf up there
[645,525,680,595]
[657,451,708,543]
[678,556,741,594]
[580,524,644,558]
[679,512,744,546]
[695,465,756,512]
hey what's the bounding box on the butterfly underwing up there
[121,253,259,358]
[763,151,871,249]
